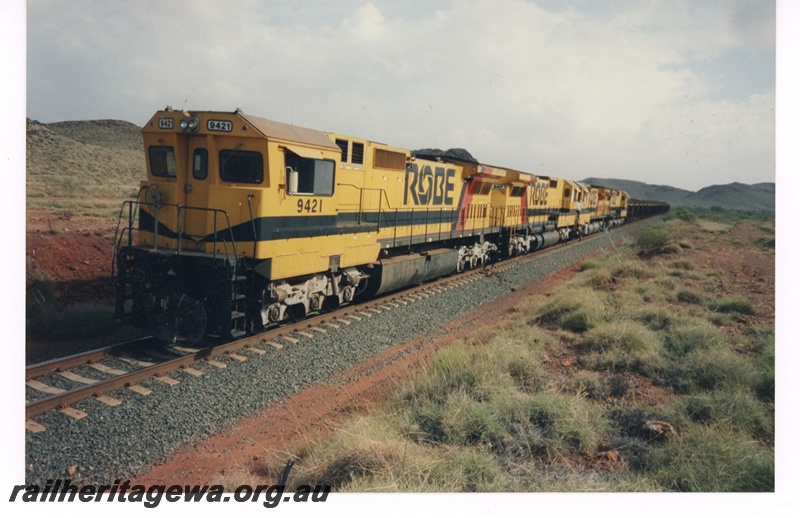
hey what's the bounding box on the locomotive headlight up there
[179,117,200,132]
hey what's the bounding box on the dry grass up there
[277,217,774,492]
[27,119,144,216]
[695,219,733,234]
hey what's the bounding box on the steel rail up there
[25,224,639,420]
[26,336,154,379]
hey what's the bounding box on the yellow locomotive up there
[114,108,630,342]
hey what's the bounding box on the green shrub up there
[632,307,676,331]
[506,354,545,392]
[571,370,605,399]
[560,311,595,333]
[683,347,760,392]
[440,393,506,447]
[676,290,706,305]
[580,321,662,354]
[670,260,694,271]
[647,423,773,491]
[612,261,657,280]
[579,260,600,271]
[515,392,608,456]
[571,371,630,400]
[671,207,696,221]
[634,226,671,255]
[757,235,775,249]
[437,449,506,491]
[709,296,757,316]
[534,289,605,332]
[661,319,725,357]
[674,390,773,441]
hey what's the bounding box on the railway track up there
[25,230,615,430]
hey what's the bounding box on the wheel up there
[156,293,206,344]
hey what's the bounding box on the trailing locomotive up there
[113,108,659,343]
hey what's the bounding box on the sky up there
[23,0,776,192]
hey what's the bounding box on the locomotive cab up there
[115,108,355,342]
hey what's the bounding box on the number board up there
[158,118,174,129]
[207,120,233,132]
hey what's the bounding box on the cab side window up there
[285,152,335,196]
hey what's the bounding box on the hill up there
[582,177,774,212]
[26,118,774,216]
[26,118,145,216]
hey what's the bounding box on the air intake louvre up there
[374,149,406,170]
[351,142,365,165]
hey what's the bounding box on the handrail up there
[112,200,240,276]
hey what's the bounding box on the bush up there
[440,392,506,447]
[671,207,696,221]
[534,289,605,332]
[612,261,657,280]
[661,318,725,357]
[437,449,506,492]
[506,354,545,392]
[632,307,676,331]
[673,390,773,441]
[579,260,600,271]
[288,414,443,491]
[680,347,760,392]
[560,311,595,333]
[513,391,608,456]
[580,321,662,354]
[676,289,706,305]
[570,371,629,400]
[669,260,694,271]
[633,225,675,256]
[647,423,773,491]
[709,296,757,316]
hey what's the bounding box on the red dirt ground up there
[26,210,118,304]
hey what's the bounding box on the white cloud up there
[26,0,775,190]
[342,3,386,41]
